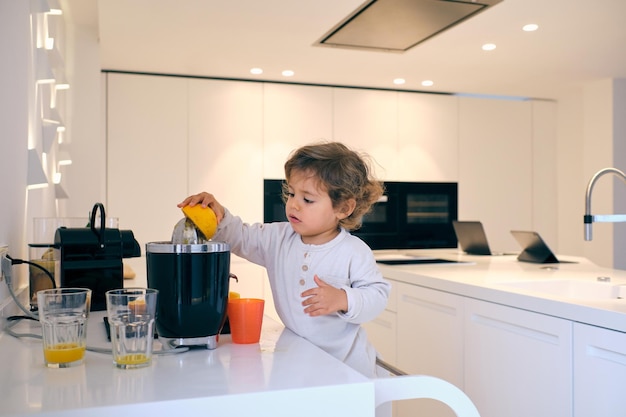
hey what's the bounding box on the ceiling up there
[65,0,626,100]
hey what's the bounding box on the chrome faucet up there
[584,167,626,240]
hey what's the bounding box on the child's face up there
[285,170,349,245]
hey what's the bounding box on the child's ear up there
[338,199,356,219]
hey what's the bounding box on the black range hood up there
[315,0,503,53]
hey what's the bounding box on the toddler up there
[178,141,390,377]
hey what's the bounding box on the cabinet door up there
[363,309,397,365]
[188,79,264,223]
[573,323,626,417]
[263,83,333,179]
[458,97,533,253]
[464,298,572,417]
[396,282,464,417]
[363,279,399,365]
[396,93,459,182]
[107,73,188,249]
[333,87,398,178]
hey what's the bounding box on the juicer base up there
[160,335,219,350]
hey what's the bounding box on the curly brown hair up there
[283,141,384,231]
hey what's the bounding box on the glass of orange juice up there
[105,288,158,369]
[37,288,91,368]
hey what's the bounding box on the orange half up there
[181,205,218,239]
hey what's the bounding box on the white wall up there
[581,79,626,270]
[0,1,64,301]
[582,81,616,268]
[613,80,626,270]
[554,80,626,270]
[0,1,103,309]
[58,20,106,219]
[0,0,30,303]
[555,90,585,260]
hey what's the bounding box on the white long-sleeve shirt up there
[215,209,391,377]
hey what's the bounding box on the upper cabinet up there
[106,73,555,254]
[188,79,264,223]
[333,89,459,182]
[397,93,459,182]
[458,97,535,252]
[263,83,333,179]
[530,100,558,246]
[333,88,398,179]
[106,73,188,248]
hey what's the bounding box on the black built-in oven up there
[263,180,457,250]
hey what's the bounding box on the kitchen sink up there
[496,279,626,300]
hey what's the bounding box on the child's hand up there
[301,275,348,317]
[177,192,225,222]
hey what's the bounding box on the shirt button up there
[299,279,305,286]
[302,265,308,271]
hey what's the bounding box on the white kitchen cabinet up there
[106,73,188,248]
[187,79,265,301]
[573,322,626,417]
[363,308,397,365]
[262,83,333,179]
[333,88,398,178]
[458,97,533,253]
[395,282,464,417]
[464,297,572,417]
[396,93,459,182]
[364,278,399,364]
[188,78,264,223]
[530,100,558,246]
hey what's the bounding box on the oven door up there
[402,183,458,248]
[353,182,457,250]
[352,185,401,249]
[264,179,287,222]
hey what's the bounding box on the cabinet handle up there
[587,345,626,366]
[401,294,457,316]
[470,313,560,345]
[372,317,394,329]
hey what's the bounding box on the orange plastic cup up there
[227,298,264,344]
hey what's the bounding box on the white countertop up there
[375,249,626,333]
[0,308,373,417]
[5,249,622,416]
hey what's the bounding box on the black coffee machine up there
[54,203,141,311]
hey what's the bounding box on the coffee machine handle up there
[90,203,107,249]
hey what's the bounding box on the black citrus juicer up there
[146,212,236,350]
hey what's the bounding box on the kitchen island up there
[0,306,373,417]
[368,249,626,417]
[4,249,624,417]
[374,250,626,331]
[0,256,486,417]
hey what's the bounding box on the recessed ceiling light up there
[393,78,406,85]
[421,80,434,87]
[250,68,263,75]
[482,43,496,51]
[522,23,539,32]
[282,70,294,77]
